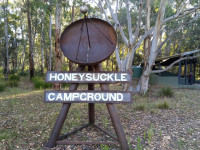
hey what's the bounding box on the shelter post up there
[185,60,187,85]
[178,61,182,85]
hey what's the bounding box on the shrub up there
[18,71,28,76]
[32,76,52,89]
[0,83,6,92]
[10,69,18,74]
[9,74,20,81]
[157,101,169,109]
[62,83,70,88]
[159,87,174,97]
[134,104,145,111]
[8,80,18,88]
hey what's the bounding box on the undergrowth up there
[159,87,174,97]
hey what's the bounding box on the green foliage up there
[0,82,6,92]
[18,70,28,77]
[136,137,143,150]
[62,83,70,88]
[10,69,18,75]
[32,76,52,89]
[8,80,18,88]
[159,87,174,97]
[100,144,110,150]
[132,53,143,65]
[147,124,154,144]
[134,104,145,111]
[9,74,20,81]
[157,101,170,109]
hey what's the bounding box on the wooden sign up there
[46,71,132,83]
[44,91,132,103]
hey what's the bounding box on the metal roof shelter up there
[153,49,200,85]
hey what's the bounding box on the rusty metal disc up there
[60,18,117,65]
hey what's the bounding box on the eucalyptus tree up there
[3,0,9,79]
[97,0,200,94]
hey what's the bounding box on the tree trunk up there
[4,0,9,79]
[69,0,75,71]
[54,1,62,90]
[26,0,34,79]
[137,0,167,94]
[20,15,26,71]
[41,24,44,74]
[144,0,151,68]
[49,13,52,71]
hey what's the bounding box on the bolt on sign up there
[45,6,131,150]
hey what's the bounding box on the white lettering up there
[121,73,127,81]
[73,93,79,100]
[93,74,99,81]
[109,93,116,101]
[100,73,107,81]
[48,93,55,101]
[94,93,101,101]
[80,93,86,100]
[79,73,85,81]
[102,93,109,101]
[57,74,64,81]
[72,73,78,81]
[64,73,72,81]
[114,73,120,81]
[56,93,63,100]
[87,93,93,101]
[49,73,57,81]
[107,73,114,81]
[86,73,92,81]
[117,93,123,101]
[64,93,72,101]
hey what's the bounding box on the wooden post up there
[88,65,95,124]
[159,62,161,76]
[190,59,192,84]
[185,60,187,85]
[193,59,196,84]
[178,61,181,85]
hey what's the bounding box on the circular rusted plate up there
[60,18,117,65]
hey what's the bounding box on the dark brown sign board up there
[45,71,132,83]
[44,91,132,103]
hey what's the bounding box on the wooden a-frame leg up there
[106,104,129,150]
[94,63,129,150]
[46,65,85,148]
[46,103,71,148]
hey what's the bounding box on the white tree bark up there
[137,0,167,94]
[144,0,151,68]
[100,0,199,94]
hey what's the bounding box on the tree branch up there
[131,0,143,46]
[105,0,129,46]
[163,5,200,24]
[152,54,200,73]
[157,12,200,55]
[125,0,133,44]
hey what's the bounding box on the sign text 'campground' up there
[44,91,132,103]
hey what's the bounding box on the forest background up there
[0,0,200,94]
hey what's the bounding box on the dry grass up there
[0,78,200,149]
